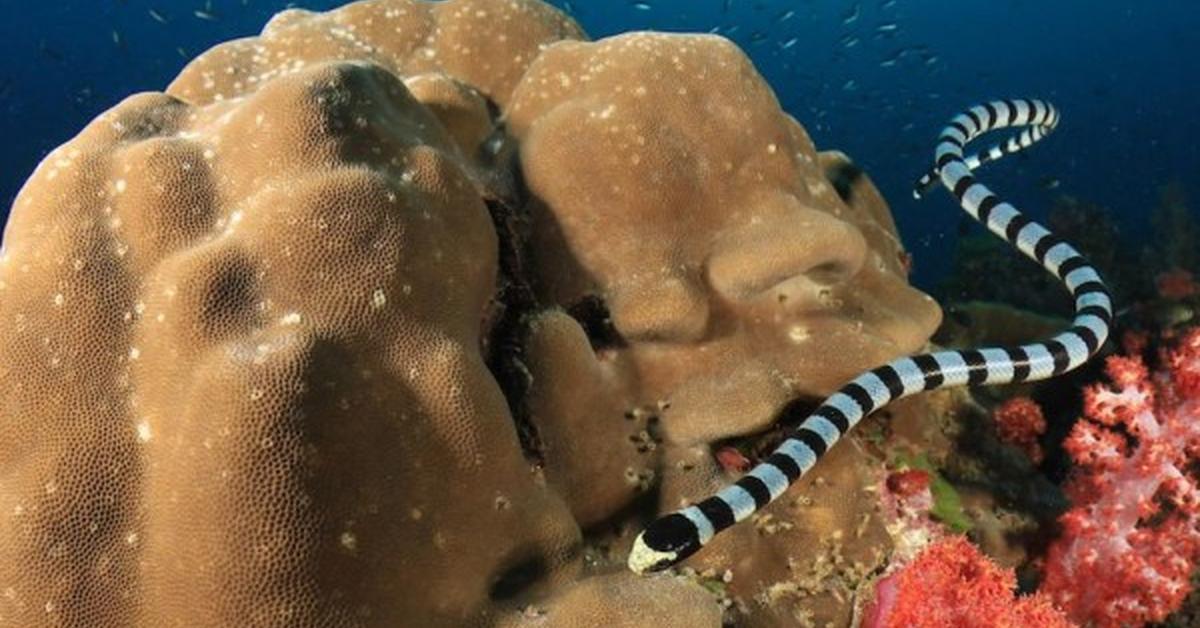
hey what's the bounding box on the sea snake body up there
[628,99,1113,574]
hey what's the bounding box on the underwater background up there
[1,0,1197,293]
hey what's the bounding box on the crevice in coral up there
[825,158,866,205]
[564,293,626,350]
[477,122,549,467]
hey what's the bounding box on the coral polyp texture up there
[0,57,596,626]
[167,0,585,109]
[1,1,947,627]
[507,33,940,445]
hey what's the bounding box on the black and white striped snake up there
[628,99,1113,574]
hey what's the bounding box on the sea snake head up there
[627,513,702,574]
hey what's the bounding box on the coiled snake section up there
[628,99,1112,574]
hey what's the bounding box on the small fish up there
[877,22,899,32]
[781,36,799,49]
[881,0,897,8]
[148,8,168,23]
[880,49,905,66]
[1038,176,1061,190]
[194,8,217,21]
[749,31,768,44]
[842,79,857,91]
[840,34,859,48]
[632,1,651,10]
[176,46,190,59]
[775,9,795,22]
[111,30,123,48]
[841,3,860,24]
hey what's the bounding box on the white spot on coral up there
[136,421,152,443]
[788,325,811,343]
[223,210,244,235]
[280,312,302,325]
[128,347,140,360]
[371,289,387,309]
[340,531,358,551]
[114,179,127,194]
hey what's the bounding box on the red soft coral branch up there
[993,397,1048,463]
[1041,327,1200,627]
[863,536,1072,628]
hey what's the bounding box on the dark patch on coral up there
[477,122,549,466]
[489,555,549,601]
[564,294,626,350]
[824,157,866,205]
[581,482,661,542]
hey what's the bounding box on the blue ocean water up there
[1,0,1196,291]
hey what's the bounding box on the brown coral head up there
[507,32,940,444]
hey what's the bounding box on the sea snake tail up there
[627,98,1112,575]
[911,100,1059,199]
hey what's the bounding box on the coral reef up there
[0,57,596,627]
[1150,182,1200,276]
[506,30,941,626]
[1041,328,1200,627]
[167,0,585,110]
[937,194,1138,313]
[991,397,1047,464]
[862,536,1070,628]
[0,1,949,626]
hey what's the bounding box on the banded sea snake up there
[628,99,1113,574]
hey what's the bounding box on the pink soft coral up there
[863,536,1071,628]
[1041,327,1200,627]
